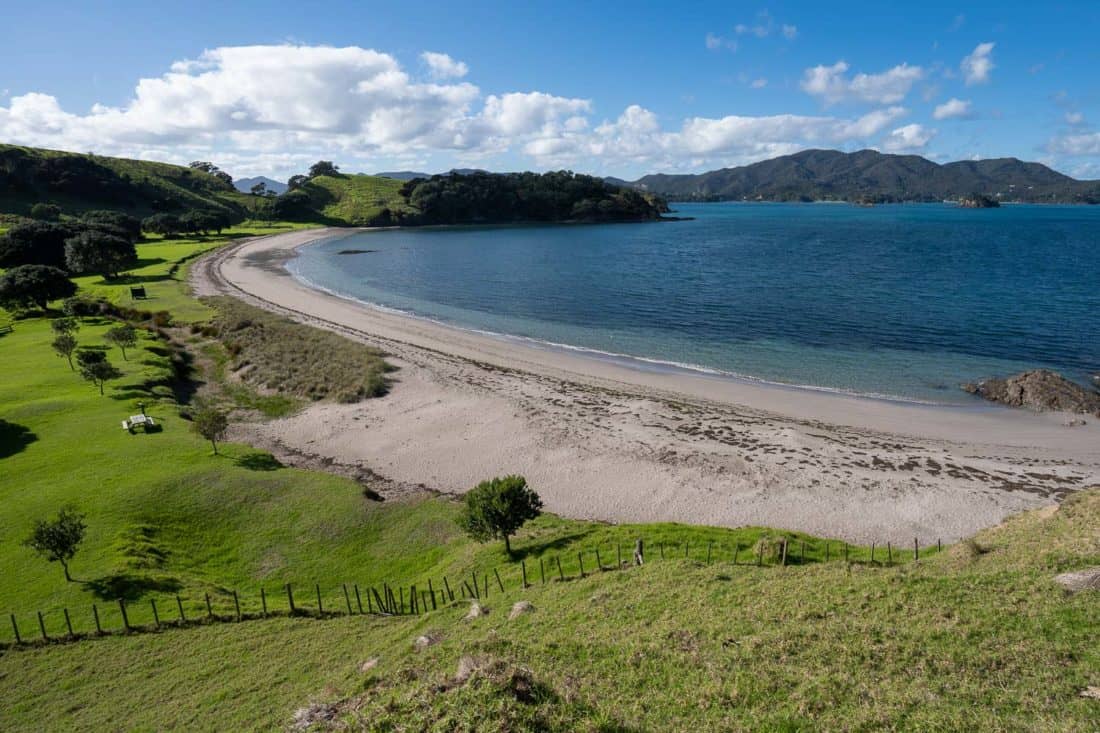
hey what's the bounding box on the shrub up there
[457,475,543,555]
[0,265,77,311]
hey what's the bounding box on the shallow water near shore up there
[287,203,1100,405]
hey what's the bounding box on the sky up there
[1,1,1098,181]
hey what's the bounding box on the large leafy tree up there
[308,161,340,178]
[0,265,77,311]
[0,220,73,268]
[142,213,182,237]
[64,230,138,279]
[24,506,87,582]
[457,475,543,555]
[79,210,143,242]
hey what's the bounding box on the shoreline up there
[192,227,1100,542]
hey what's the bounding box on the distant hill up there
[629,149,1100,204]
[0,144,253,217]
[234,176,287,195]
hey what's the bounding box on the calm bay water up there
[288,203,1100,404]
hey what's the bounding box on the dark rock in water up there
[957,193,1000,208]
[336,249,378,255]
[962,369,1100,416]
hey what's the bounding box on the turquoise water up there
[287,203,1100,404]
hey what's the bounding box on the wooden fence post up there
[914,538,919,562]
[800,540,805,564]
[540,558,546,584]
[596,546,604,571]
[825,542,830,563]
[177,595,187,623]
[443,576,454,602]
[937,538,942,553]
[286,584,296,614]
[870,543,875,565]
[427,580,437,611]
[38,611,48,641]
[484,574,490,598]
[343,585,353,615]
[316,584,325,616]
[844,543,849,563]
[261,588,268,617]
[757,542,764,567]
[617,543,623,569]
[780,539,788,567]
[557,556,565,582]
[119,599,131,633]
[684,542,689,559]
[410,585,418,615]
[578,552,585,578]
[151,599,160,629]
[372,588,386,614]
[398,586,405,614]
[470,572,479,599]
[93,605,102,635]
[205,593,213,619]
[521,561,528,589]
[64,609,74,639]
[10,614,21,644]
[659,542,665,560]
[234,590,242,621]
[887,543,893,566]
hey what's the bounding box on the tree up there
[287,174,309,191]
[24,506,87,582]
[105,324,138,360]
[250,181,267,196]
[50,316,80,335]
[79,210,143,242]
[52,332,78,370]
[190,405,229,454]
[308,161,339,178]
[30,203,61,221]
[456,475,543,555]
[76,350,122,395]
[64,230,137,279]
[142,213,182,237]
[0,265,77,311]
[0,221,73,268]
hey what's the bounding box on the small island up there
[957,193,1001,208]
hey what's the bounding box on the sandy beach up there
[192,228,1100,543]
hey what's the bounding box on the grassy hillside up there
[0,229,1096,730]
[300,173,411,225]
[0,144,260,217]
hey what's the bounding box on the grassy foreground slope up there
[0,494,1097,731]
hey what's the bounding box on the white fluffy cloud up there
[961,42,995,85]
[882,123,935,153]
[421,51,468,79]
[801,61,924,105]
[1047,131,1100,156]
[932,97,973,120]
[0,43,928,176]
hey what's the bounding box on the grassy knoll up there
[0,228,1096,730]
[0,494,1096,731]
[302,173,410,224]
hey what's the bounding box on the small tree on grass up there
[457,475,543,556]
[105,324,138,360]
[50,317,80,336]
[76,350,122,395]
[24,506,86,582]
[191,405,229,454]
[52,333,78,370]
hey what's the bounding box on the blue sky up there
[2,1,1098,180]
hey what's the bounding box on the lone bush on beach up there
[457,475,543,556]
[24,506,87,582]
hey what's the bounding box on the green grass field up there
[304,173,410,224]
[0,227,1097,731]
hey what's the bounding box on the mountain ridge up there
[626,149,1100,204]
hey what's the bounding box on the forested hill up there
[388,171,669,225]
[629,149,1100,204]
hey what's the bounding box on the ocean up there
[287,202,1100,405]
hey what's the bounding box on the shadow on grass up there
[511,530,594,561]
[236,450,283,471]
[85,572,182,601]
[0,419,37,459]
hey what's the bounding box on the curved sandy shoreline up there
[192,227,1100,542]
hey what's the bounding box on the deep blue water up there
[288,203,1100,404]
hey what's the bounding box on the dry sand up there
[191,228,1100,543]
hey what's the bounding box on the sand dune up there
[192,228,1100,543]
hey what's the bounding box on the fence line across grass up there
[3,535,944,649]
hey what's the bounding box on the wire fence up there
[3,535,943,649]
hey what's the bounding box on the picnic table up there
[122,414,157,432]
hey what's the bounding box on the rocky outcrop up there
[963,370,1100,416]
